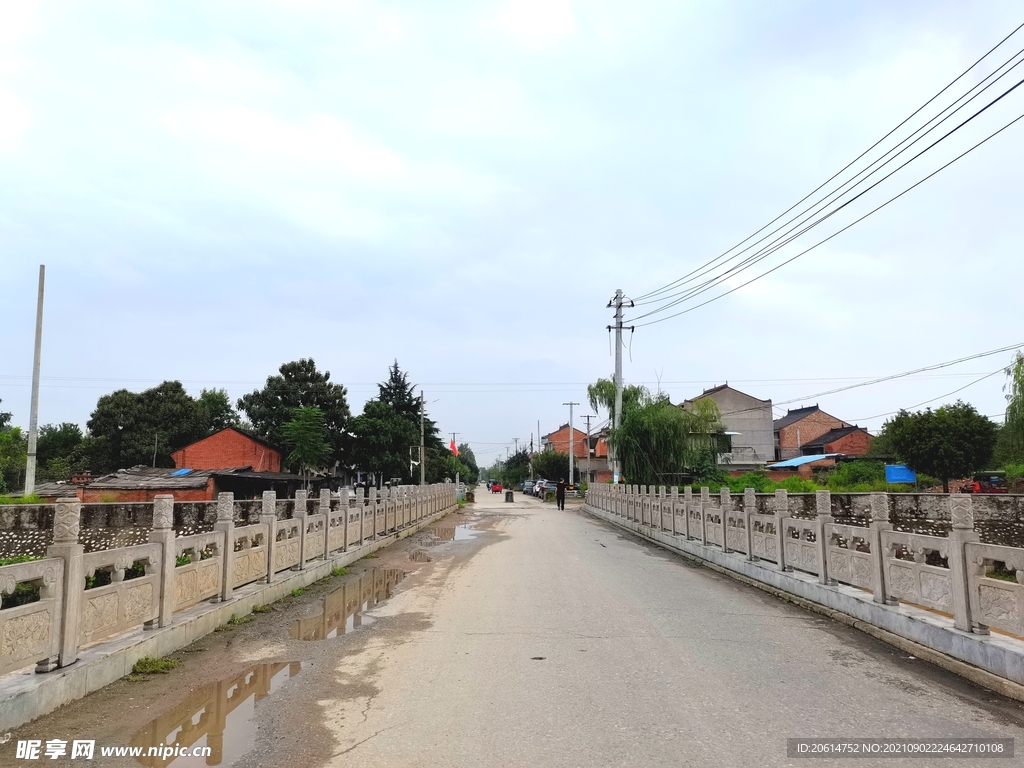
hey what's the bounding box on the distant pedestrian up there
[556,478,566,510]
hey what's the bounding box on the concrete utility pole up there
[25,265,45,497]
[582,414,594,484]
[563,402,579,485]
[607,289,633,484]
[513,437,519,454]
[419,391,425,485]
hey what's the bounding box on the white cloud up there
[483,0,576,48]
[0,88,31,153]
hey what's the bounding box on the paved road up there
[293,492,1024,767]
[17,491,1024,767]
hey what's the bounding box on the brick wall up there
[544,426,590,458]
[171,428,281,472]
[777,411,849,457]
[824,429,873,456]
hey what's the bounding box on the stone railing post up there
[147,494,176,631]
[720,488,731,552]
[357,486,366,545]
[815,490,834,585]
[948,495,979,632]
[683,487,693,538]
[46,498,84,669]
[214,492,235,601]
[320,489,332,559]
[744,488,756,561]
[260,491,277,583]
[669,486,677,535]
[294,490,308,569]
[368,487,378,538]
[774,490,789,571]
[868,493,894,604]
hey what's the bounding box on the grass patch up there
[363,553,377,560]
[252,604,272,614]
[331,566,347,577]
[132,656,179,675]
[988,565,1019,583]
[291,588,303,597]
[125,675,145,682]
[227,613,255,625]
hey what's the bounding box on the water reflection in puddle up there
[289,568,406,641]
[423,524,479,544]
[131,661,301,767]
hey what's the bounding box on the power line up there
[629,102,1024,327]
[847,368,1005,422]
[632,21,1024,305]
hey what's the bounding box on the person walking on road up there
[556,478,566,510]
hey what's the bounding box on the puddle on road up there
[131,661,301,767]
[289,568,406,641]
[422,524,479,544]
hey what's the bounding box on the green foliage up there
[456,443,479,486]
[281,407,331,479]
[86,381,213,472]
[132,656,179,674]
[604,385,726,487]
[0,427,27,494]
[227,613,255,625]
[291,588,304,596]
[0,399,10,431]
[0,555,44,609]
[1003,352,1024,464]
[884,401,999,492]
[330,566,348,577]
[252,604,273,613]
[0,494,44,505]
[531,450,568,483]
[197,388,240,433]
[587,378,645,425]
[425,447,473,485]
[237,359,351,466]
[776,476,820,493]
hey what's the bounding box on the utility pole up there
[419,391,425,485]
[513,437,519,454]
[606,289,633,484]
[25,265,45,497]
[582,414,594,484]
[563,401,579,485]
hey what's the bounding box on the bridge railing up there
[584,484,1024,637]
[0,483,457,678]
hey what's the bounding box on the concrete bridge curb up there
[583,503,1024,703]
[0,503,457,730]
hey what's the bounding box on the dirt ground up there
[9,505,507,767]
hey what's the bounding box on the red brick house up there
[171,428,282,472]
[800,426,873,457]
[541,425,590,458]
[773,406,851,461]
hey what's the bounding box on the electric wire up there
[848,368,1005,422]
[631,21,1024,304]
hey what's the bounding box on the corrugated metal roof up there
[767,453,839,468]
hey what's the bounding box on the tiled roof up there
[772,405,821,430]
[802,426,867,448]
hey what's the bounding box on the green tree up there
[885,401,999,493]
[532,450,570,483]
[281,407,330,488]
[587,378,646,425]
[1002,352,1024,465]
[0,399,11,431]
[36,423,84,482]
[237,359,350,465]
[197,388,240,434]
[86,382,207,472]
[348,400,420,483]
[456,443,479,485]
[0,427,27,493]
[499,449,531,487]
[424,447,472,484]
[603,384,726,487]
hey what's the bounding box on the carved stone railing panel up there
[327,508,347,554]
[304,514,326,563]
[231,523,268,589]
[782,518,819,575]
[725,510,747,554]
[703,507,723,548]
[0,557,64,675]
[825,523,873,590]
[273,520,301,573]
[965,542,1024,635]
[881,531,952,613]
[750,514,779,563]
[80,543,161,646]
[172,530,225,611]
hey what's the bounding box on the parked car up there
[535,480,556,498]
[522,480,536,495]
[490,483,503,493]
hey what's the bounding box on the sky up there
[2,0,1023,468]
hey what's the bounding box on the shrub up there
[132,656,179,674]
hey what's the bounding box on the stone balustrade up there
[0,483,457,678]
[585,485,1024,641]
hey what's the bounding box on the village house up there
[773,405,852,461]
[681,384,774,470]
[171,427,281,472]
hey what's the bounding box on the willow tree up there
[603,386,725,487]
[1004,352,1024,463]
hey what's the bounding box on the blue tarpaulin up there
[767,454,839,469]
[885,464,917,484]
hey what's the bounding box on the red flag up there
[450,440,459,456]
